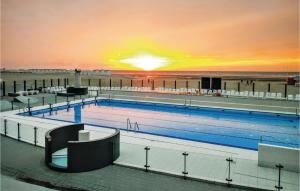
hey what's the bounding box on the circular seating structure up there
[45,124,120,172]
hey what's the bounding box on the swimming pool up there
[25,99,299,150]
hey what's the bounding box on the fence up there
[114,142,298,191]
[0,108,299,190]
[1,78,299,98]
[0,118,50,147]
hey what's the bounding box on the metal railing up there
[126,118,139,132]
[114,142,298,191]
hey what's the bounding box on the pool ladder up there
[127,118,140,132]
[184,98,192,106]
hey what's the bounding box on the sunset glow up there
[120,54,168,71]
[1,0,299,72]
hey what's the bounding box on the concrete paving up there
[97,90,299,113]
[1,90,299,113]
[1,135,252,191]
[1,175,57,191]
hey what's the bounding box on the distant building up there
[0,69,111,76]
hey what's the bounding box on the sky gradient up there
[1,0,299,71]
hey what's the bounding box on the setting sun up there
[119,53,168,71]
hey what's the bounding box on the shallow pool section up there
[26,99,299,150]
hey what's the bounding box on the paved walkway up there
[98,90,299,113]
[1,135,252,191]
[1,90,299,113]
[1,175,57,191]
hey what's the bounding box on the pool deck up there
[1,93,299,191]
[1,135,258,191]
[99,90,300,114]
[1,90,299,113]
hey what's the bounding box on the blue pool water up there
[26,99,299,150]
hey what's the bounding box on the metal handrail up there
[127,118,132,131]
[134,122,140,131]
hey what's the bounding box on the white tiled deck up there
[0,97,299,191]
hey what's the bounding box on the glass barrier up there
[116,142,299,191]
[0,116,299,191]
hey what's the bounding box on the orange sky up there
[1,0,299,72]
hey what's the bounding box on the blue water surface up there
[25,99,299,150]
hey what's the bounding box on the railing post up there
[17,123,21,141]
[34,127,37,146]
[13,81,16,93]
[94,96,97,104]
[42,96,45,106]
[182,152,189,179]
[284,84,287,98]
[4,119,7,136]
[23,80,26,91]
[27,98,30,108]
[49,103,53,111]
[110,78,112,90]
[275,164,283,191]
[11,101,14,110]
[64,78,67,88]
[226,157,233,185]
[27,98,32,115]
[152,80,155,90]
[144,146,150,171]
[1,81,6,96]
[81,98,85,105]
